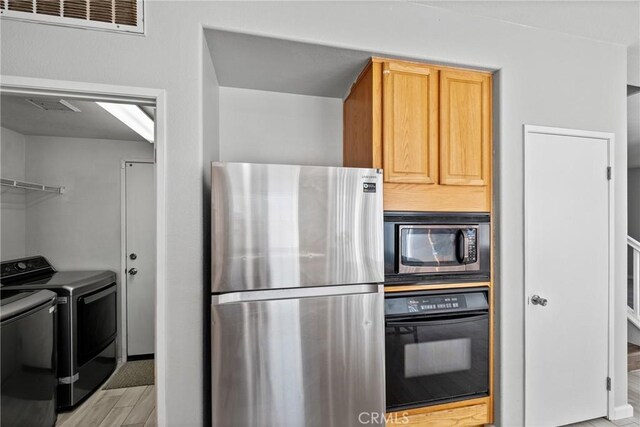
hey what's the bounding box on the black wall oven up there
[385,288,490,411]
[384,212,490,284]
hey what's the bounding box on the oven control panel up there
[407,295,467,313]
[385,289,488,316]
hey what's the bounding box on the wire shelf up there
[1,178,66,194]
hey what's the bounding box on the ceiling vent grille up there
[37,1,60,16]
[1,0,143,33]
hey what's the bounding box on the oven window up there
[404,338,471,377]
[401,228,458,266]
[76,285,117,366]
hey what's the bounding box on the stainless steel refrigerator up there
[211,162,385,427]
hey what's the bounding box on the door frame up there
[523,124,615,423]
[0,75,168,425]
[120,159,155,362]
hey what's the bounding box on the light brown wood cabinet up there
[382,61,439,185]
[440,69,491,187]
[387,397,490,427]
[344,58,493,212]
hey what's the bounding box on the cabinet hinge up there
[607,167,612,180]
[607,377,612,391]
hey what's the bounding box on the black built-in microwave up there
[384,212,491,284]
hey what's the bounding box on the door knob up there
[531,295,548,306]
[128,268,138,275]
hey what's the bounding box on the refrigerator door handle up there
[212,284,383,305]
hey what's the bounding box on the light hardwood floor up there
[55,385,155,427]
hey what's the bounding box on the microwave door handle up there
[456,229,467,263]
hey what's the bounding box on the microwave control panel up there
[465,229,478,263]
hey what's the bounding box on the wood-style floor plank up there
[55,410,73,425]
[589,418,618,426]
[612,415,639,426]
[98,405,135,427]
[102,388,127,398]
[122,386,155,426]
[59,389,108,426]
[144,408,157,427]
[70,395,120,427]
[115,386,147,408]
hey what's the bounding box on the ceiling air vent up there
[8,0,33,13]
[37,0,61,16]
[1,0,143,34]
[25,98,81,112]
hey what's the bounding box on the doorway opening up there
[627,84,640,419]
[0,78,165,426]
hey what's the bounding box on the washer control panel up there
[0,256,55,281]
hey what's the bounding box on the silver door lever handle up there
[531,295,548,306]
[128,268,138,275]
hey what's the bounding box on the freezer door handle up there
[211,284,383,305]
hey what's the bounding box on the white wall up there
[201,34,220,426]
[24,135,153,270]
[219,87,342,166]
[1,3,628,425]
[630,93,640,168]
[629,45,640,87]
[630,168,640,241]
[0,126,27,260]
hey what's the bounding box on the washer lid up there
[0,289,56,322]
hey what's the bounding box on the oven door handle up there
[386,313,488,327]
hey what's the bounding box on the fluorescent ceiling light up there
[97,102,154,143]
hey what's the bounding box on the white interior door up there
[525,126,611,426]
[125,162,156,356]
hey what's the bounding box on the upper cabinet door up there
[382,61,439,184]
[440,70,491,186]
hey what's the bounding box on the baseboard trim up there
[610,404,634,420]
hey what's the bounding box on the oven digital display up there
[406,295,467,313]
